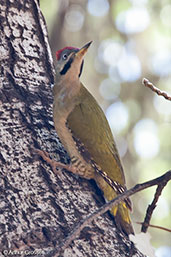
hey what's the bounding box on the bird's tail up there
[111,203,134,235]
[95,174,134,235]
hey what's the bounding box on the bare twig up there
[142,78,171,101]
[137,222,171,233]
[47,170,171,257]
[141,182,167,233]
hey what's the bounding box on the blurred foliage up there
[40,0,171,254]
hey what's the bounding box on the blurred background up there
[40,0,171,255]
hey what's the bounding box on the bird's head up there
[55,41,92,83]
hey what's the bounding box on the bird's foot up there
[34,148,76,175]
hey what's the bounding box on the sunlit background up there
[40,0,171,255]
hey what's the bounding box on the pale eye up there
[62,53,68,60]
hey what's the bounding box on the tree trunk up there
[0,1,145,256]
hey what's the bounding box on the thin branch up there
[47,170,171,257]
[142,78,171,101]
[141,182,167,233]
[137,222,171,233]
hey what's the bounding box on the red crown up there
[56,47,79,60]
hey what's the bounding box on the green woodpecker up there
[41,42,134,235]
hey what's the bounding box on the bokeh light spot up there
[108,66,122,83]
[155,246,171,257]
[150,51,171,77]
[87,0,109,17]
[115,7,150,34]
[99,78,120,100]
[117,49,141,82]
[64,5,85,32]
[133,119,160,159]
[106,101,129,134]
[103,41,123,66]
[153,94,171,116]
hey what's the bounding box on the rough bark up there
[0,0,145,256]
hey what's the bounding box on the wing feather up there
[67,85,126,186]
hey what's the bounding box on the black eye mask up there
[60,56,74,75]
[60,57,84,78]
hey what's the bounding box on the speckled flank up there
[71,127,132,211]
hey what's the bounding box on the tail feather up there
[112,203,134,235]
[95,174,134,235]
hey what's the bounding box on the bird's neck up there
[53,77,81,119]
[54,75,81,97]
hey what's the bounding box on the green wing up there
[67,84,134,234]
[67,84,126,186]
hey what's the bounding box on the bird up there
[38,41,134,235]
